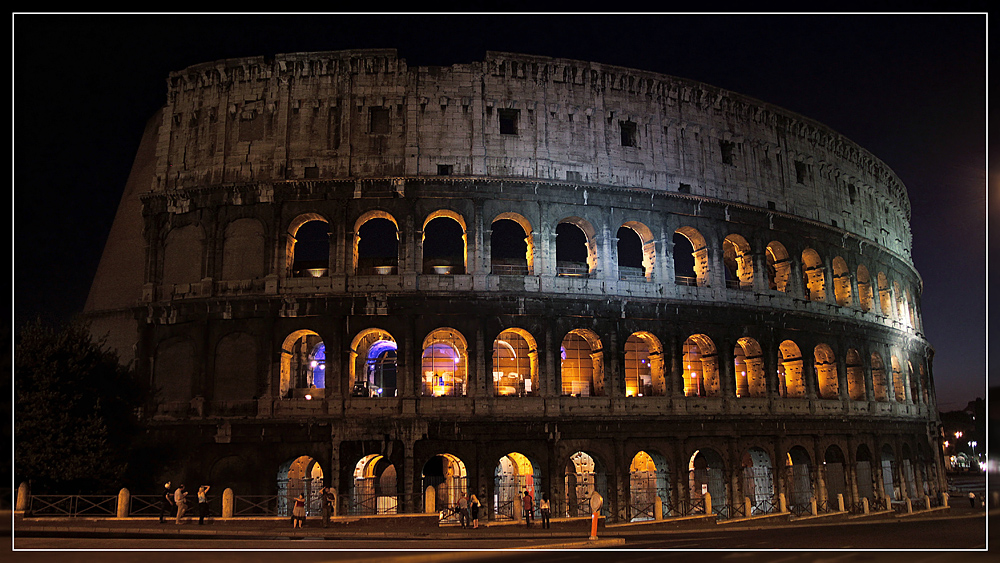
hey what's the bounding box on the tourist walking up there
[174,484,188,524]
[458,492,470,528]
[470,494,481,529]
[159,481,173,523]
[292,493,307,528]
[197,485,211,525]
[522,490,534,528]
[539,493,551,529]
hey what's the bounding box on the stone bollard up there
[654,496,663,520]
[778,493,787,513]
[117,488,130,518]
[424,485,436,514]
[905,498,912,513]
[513,497,522,521]
[222,488,234,519]
[862,497,869,514]
[924,495,930,511]
[810,498,817,516]
[15,482,30,512]
[744,497,752,517]
[704,493,712,515]
[942,492,949,508]
[837,494,845,512]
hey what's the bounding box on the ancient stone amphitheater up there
[84,49,943,521]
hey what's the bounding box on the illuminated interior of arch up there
[682,335,719,397]
[280,330,325,399]
[421,329,467,396]
[493,329,537,396]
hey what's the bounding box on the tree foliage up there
[15,319,146,494]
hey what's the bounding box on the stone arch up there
[421,453,467,516]
[560,329,604,397]
[801,248,826,301]
[349,328,398,398]
[221,218,266,281]
[624,332,665,397]
[785,445,813,509]
[353,210,399,275]
[153,336,195,404]
[906,288,917,328]
[766,241,792,292]
[855,444,877,502]
[162,224,204,286]
[845,348,865,401]
[880,444,900,501]
[214,331,258,401]
[682,334,719,397]
[491,212,533,275]
[493,328,538,396]
[494,452,541,521]
[423,210,467,274]
[722,233,754,289]
[629,450,670,521]
[619,221,655,280]
[814,343,840,399]
[565,450,611,517]
[421,328,468,397]
[877,272,893,317]
[741,447,774,514]
[778,340,805,398]
[279,329,325,399]
[688,448,726,512]
[894,281,905,325]
[353,454,398,515]
[279,455,324,516]
[871,352,888,401]
[674,226,709,287]
[832,256,852,307]
[823,445,848,506]
[890,356,906,402]
[556,217,598,276]
[286,213,330,278]
[857,264,874,312]
[734,337,766,398]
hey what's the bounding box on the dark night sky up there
[13,13,989,412]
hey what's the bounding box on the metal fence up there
[28,495,117,517]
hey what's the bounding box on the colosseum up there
[83,48,944,522]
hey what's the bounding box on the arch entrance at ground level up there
[785,446,813,513]
[422,453,467,521]
[565,451,609,517]
[494,452,539,521]
[351,454,397,515]
[688,449,726,515]
[629,450,669,521]
[278,455,324,517]
[824,445,848,508]
[741,447,774,515]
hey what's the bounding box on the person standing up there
[174,485,188,524]
[321,487,335,528]
[539,493,551,529]
[292,493,306,528]
[470,494,481,529]
[522,490,534,528]
[458,492,469,528]
[197,485,211,525]
[969,491,976,508]
[159,481,174,524]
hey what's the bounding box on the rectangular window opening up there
[499,109,519,135]
[437,164,453,176]
[369,107,390,135]
[620,120,637,147]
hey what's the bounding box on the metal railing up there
[751,496,777,515]
[787,502,812,517]
[675,276,698,287]
[714,502,746,520]
[232,495,281,517]
[28,495,117,517]
[491,264,528,276]
[675,498,706,517]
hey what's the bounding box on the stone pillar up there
[117,488,130,518]
[15,482,29,512]
[222,488,234,518]
[404,440,416,514]
[425,485,436,513]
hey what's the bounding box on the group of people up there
[292,487,337,528]
[159,482,211,525]
[519,490,551,529]
[455,493,482,528]
[451,490,551,529]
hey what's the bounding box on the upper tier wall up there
[155,49,913,261]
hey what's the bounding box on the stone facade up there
[84,49,941,521]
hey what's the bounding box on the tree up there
[15,318,147,494]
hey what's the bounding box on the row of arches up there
[275,439,937,521]
[158,210,920,328]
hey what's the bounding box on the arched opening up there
[560,329,604,397]
[422,454,467,521]
[493,328,538,396]
[801,248,826,302]
[278,456,324,516]
[891,356,906,402]
[689,449,726,514]
[683,334,719,397]
[494,452,540,521]
[877,272,893,317]
[421,328,468,397]
[624,332,665,397]
[785,446,813,513]
[620,221,655,280]
[734,337,766,398]
[832,256,852,306]
[355,214,399,275]
[824,445,848,508]
[855,444,876,503]
[857,265,874,312]
[279,330,326,399]
[674,227,708,287]
[288,217,330,278]
[766,241,791,292]
[777,340,805,398]
[629,450,670,521]
[423,213,466,274]
[722,234,753,290]
[556,219,595,277]
[846,348,866,401]
[162,225,204,287]
[907,360,919,405]
[906,288,917,327]
[352,454,398,515]
[221,218,266,281]
[741,447,774,515]
[871,353,888,402]
[881,444,899,501]
[894,282,905,325]
[565,451,610,517]
[814,344,840,399]
[490,216,531,275]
